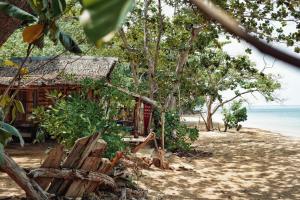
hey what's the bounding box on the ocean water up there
[213,105,300,138]
[242,105,300,138]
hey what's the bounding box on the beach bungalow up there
[0,56,118,137]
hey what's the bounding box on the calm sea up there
[211,105,300,138]
[241,105,300,138]
[184,105,300,138]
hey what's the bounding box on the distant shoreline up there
[181,114,300,139]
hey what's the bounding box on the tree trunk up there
[165,27,202,110]
[206,112,213,131]
[0,0,31,46]
[206,98,213,131]
[224,124,228,132]
[0,153,49,200]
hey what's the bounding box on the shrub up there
[222,100,247,132]
[155,111,199,152]
[32,94,127,159]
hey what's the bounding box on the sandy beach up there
[139,128,300,199]
[1,128,300,199]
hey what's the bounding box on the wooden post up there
[26,89,33,121]
[134,98,143,137]
[161,112,165,150]
[139,102,144,135]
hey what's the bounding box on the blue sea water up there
[241,105,300,138]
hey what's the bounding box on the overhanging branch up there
[189,0,300,69]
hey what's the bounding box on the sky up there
[223,39,300,106]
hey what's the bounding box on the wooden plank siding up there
[0,84,81,127]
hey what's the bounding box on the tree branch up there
[212,89,259,115]
[105,82,160,109]
[189,0,300,68]
[165,26,202,109]
[119,28,139,86]
[154,0,163,67]
[1,44,33,102]
[28,168,116,188]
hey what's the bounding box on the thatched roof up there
[0,56,118,86]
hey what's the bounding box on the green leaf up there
[0,128,11,145]
[0,108,4,122]
[0,143,4,166]
[11,106,17,122]
[49,0,67,18]
[0,122,24,147]
[59,32,82,54]
[80,0,134,44]
[14,100,25,114]
[0,2,37,23]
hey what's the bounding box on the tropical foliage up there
[0,108,24,165]
[183,47,281,131]
[1,0,298,156]
[155,111,199,152]
[222,100,248,132]
[32,93,128,159]
[32,78,134,158]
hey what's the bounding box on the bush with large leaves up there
[33,79,130,158]
[222,100,248,132]
[155,111,199,152]
[0,108,24,165]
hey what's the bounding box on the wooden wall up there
[0,84,81,126]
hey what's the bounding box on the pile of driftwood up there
[0,133,149,200]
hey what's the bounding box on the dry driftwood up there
[47,133,100,195]
[65,157,102,197]
[65,139,107,197]
[120,156,152,169]
[28,168,116,189]
[101,151,124,174]
[35,144,64,190]
[89,139,107,157]
[152,148,170,170]
[0,153,49,200]
[131,132,155,153]
[83,158,112,194]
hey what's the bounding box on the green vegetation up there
[155,111,199,152]
[1,0,299,156]
[32,91,128,159]
[183,47,280,131]
[222,101,248,132]
[0,108,24,164]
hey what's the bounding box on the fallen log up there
[28,168,116,189]
[83,158,113,194]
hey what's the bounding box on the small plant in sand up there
[222,100,247,132]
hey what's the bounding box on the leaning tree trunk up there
[0,0,31,46]
[0,153,49,199]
